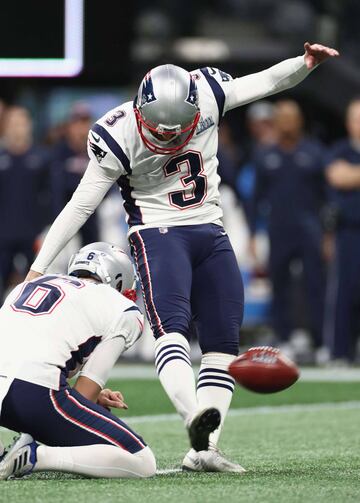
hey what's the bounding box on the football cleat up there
[187,408,221,452]
[182,447,246,474]
[0,433,38,480]
[181,448,203,471]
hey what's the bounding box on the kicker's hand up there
[304,42,339,69]
[97,389,128,410]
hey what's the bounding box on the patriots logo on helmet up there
[186,76,198,106]
[89,141,107,163]
[141,72,157,106]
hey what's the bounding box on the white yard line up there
[156,468,182,475]
[111,364,360,382]
[296,368,360,382]
[126,401,360,425]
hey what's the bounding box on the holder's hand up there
[97,389,128,410]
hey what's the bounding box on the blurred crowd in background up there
[1,94,360,367]
[1,0,360,366]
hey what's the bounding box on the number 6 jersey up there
[0,275,143,406]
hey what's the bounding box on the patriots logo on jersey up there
[185,76,199,106]
[89,141,107,163]
[141,72,157,106]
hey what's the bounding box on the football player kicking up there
[0,243,156,480]
[26,42,339,473]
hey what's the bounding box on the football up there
[228,346,300,393]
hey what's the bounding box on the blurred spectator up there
[217,121,248,266]
[0,106,50,299]
[50,103,99,246]
[246,101,276,149]
[218,121,243,196]
[249,99,326,350]
[324,99,360,363]
[236,101,276,223]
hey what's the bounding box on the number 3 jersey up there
[0,275,143,405]
[31,57,310,273]
[87,68,232,233]
[85,61,310,234]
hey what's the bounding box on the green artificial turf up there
[0,379,359,503]
[105,378,360,418]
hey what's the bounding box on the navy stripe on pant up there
[0,379,146,454]
[129,223,244,355]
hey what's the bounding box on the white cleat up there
[0,433,37,480]
[182,447,246,474]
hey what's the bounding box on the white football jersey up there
[31,56,310,274]
[0,274,143,402]
[87,68,235,232]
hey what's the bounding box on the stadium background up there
[0,2,360,502]
[0,0,360,365]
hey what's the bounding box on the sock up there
[196,352,235,446]
[35,444,156,478]
[154,332,197,425]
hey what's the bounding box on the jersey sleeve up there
[31,159,116,273]
[77,337,126,388]
[78,306,144,388]
[225,56,312,112]
[199,56,312,117]
[107,306,144,350]
[87,121,130,177]
[249,147,268,235]
[197,67,233,122]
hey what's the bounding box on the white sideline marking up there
[156,468,182,475]
[126,401,360,425]
[111,365,360,382]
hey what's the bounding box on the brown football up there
[228,346,300,393]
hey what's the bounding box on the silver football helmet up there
[68,242,136,294]
[134,64,200,155]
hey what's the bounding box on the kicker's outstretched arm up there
[27,160,117,279]
[224,42,339,112]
